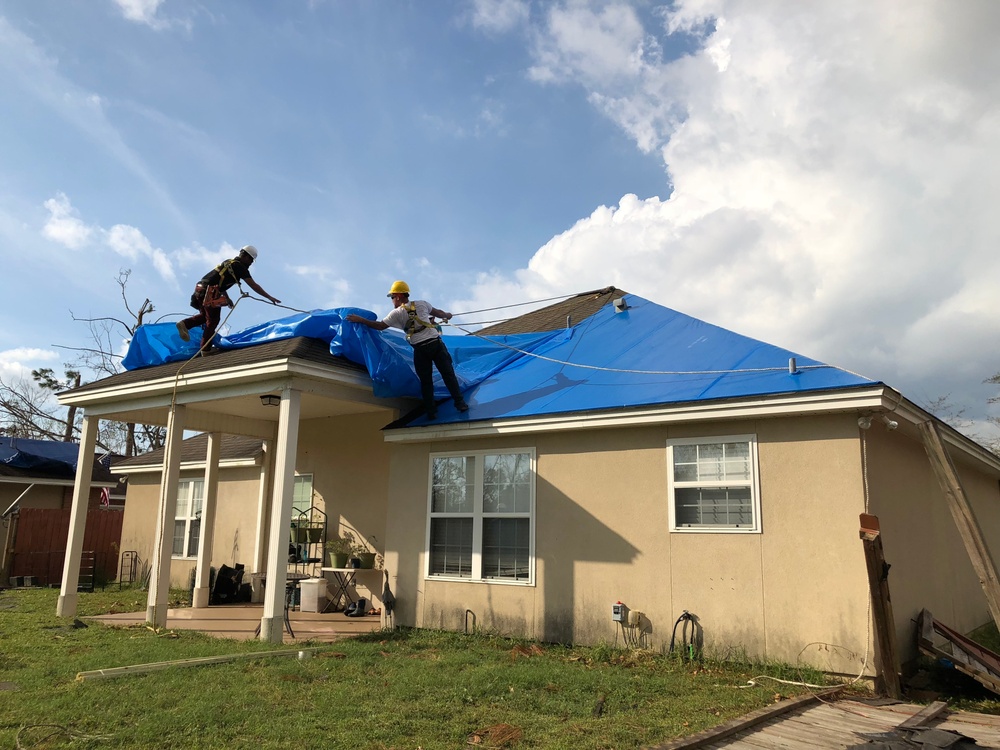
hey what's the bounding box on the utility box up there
[299,578,328,613]
[612,602,628,622]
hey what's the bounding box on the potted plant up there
[325,534,355,569]
[354,534,378,569]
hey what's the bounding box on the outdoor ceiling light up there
[260,394,280,407]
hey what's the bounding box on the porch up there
[86,603,385,643]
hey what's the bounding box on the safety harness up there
[402,302,439,341]
[189,258,245,310]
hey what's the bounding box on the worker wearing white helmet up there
[177,244,281,353]
[346,281,468,420]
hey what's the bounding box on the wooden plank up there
[859,514,902,698]
[76,648,319,681]
[919,421,1000,630]
[896,700,948,729]
[647,688,842,749]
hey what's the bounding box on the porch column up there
[56,413,99,617]
[259,389,301,642]
[253,439,275,575]
[192,432,221,608]
[147,404,186,627]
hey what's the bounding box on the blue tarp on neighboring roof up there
[121,295,879,425]
[0,436,81,472]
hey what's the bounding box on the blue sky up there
[2,1,1000,440]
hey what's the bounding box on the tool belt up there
[189,282,230,310]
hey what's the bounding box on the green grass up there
[2,587,839,749]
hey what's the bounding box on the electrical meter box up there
[612,602,627,622]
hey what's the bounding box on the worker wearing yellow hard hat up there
[346,281,468,420]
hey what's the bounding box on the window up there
[427,450,534,583]
[173,479,204,558]
[667,436,761,532]
[291,474,314,518]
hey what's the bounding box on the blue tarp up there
[0,437,81,472]
[121,296,878,425]
[122,307,566,401]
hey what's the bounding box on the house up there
[53,287,1000,681]
[1,436,124,586]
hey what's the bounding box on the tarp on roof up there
[0,436,82,473]
[415,293,878,424]
[121,295,878,425]
[121,308,565,400]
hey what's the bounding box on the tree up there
[0,269,165,456]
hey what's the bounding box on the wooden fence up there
[10,507,124,587]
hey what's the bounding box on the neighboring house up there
[1,436,124,586]
[53,288,1000,681]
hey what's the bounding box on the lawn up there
[0,586,857,749]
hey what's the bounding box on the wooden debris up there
[917,608,1000,696]
[75,648,320,681]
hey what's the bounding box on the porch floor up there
[86,603,384,643]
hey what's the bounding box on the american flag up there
[100,487,111,507]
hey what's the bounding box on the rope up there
[444,321,836,377]
[241,290,309,315]
[150,293,249,597]
[449,291,582,318]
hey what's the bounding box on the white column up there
[259,389,300,642]
[146,404,186,627]
[192,432,221,608]
[56,414,99,617]
[253,439,275,574]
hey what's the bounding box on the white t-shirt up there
[382,300,441,346]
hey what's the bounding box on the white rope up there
[446,322,837,377]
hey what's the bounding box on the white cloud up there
[104,223,176,283]
[40,193,177,284]
[0,347,59,381]
[112,0,168,29]
[466,0,530,34]
[461,0,1000,425]
[42,192,93,249]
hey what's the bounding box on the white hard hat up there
[240,244,258,260]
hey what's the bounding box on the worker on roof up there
[176,244,281,354]
[346,281,468,420]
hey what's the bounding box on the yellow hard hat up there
[387,280,410,297]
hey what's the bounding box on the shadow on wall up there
[422,474,642,644]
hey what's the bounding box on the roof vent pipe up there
[566,315,572,328]
[788,357,797,374]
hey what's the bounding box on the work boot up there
[176,321,190,342]
[455,400,469,413]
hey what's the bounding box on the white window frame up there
[425,448,536,585]
[291,474,314,519]
[172,478,204,559]
[666,435,762,533]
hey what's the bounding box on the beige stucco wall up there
[866,425,1000,662]
[119,410,392,589]
[386,414,878,673]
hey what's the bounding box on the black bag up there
[211,564,244,605]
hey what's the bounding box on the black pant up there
[412,338,464,414]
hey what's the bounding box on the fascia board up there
[383,387,892,443]
[57,358,373,409]
[0,476,118,487]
